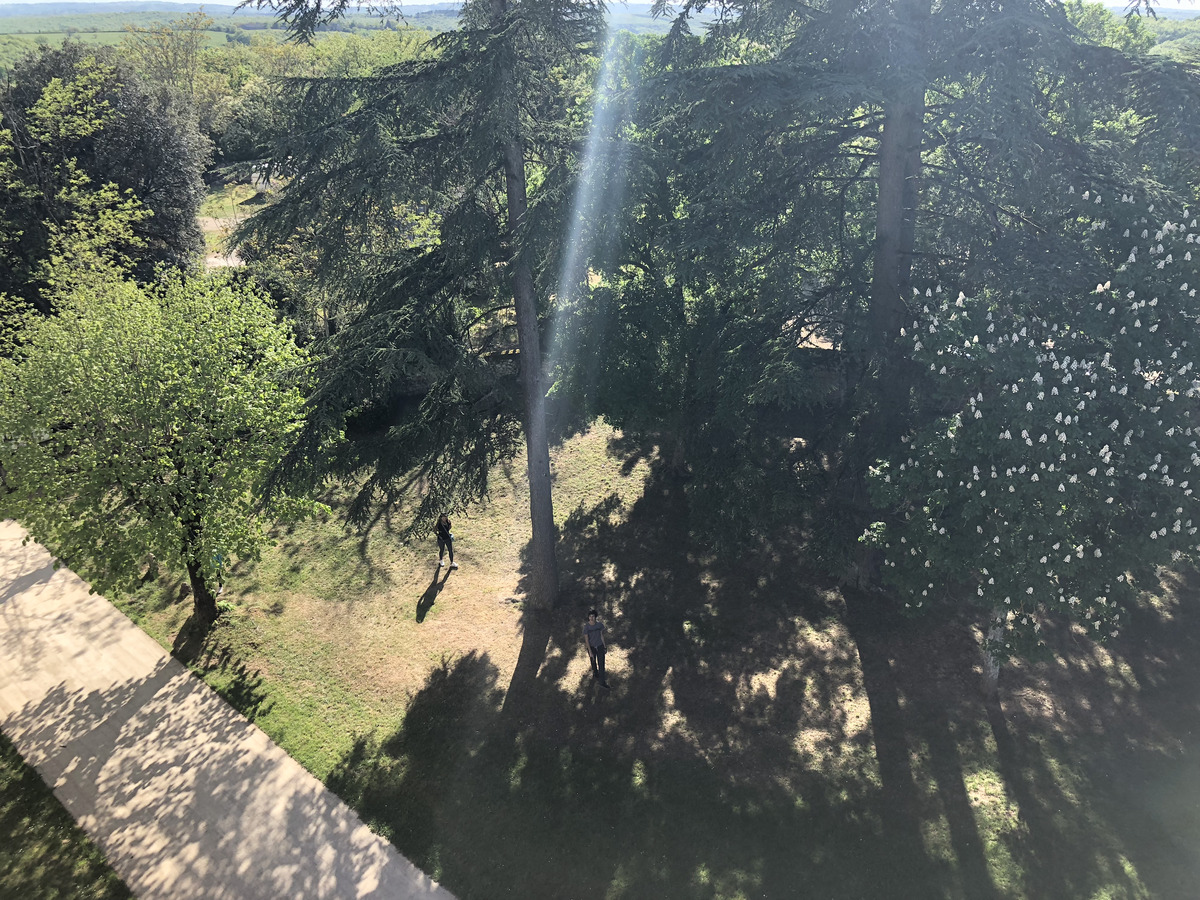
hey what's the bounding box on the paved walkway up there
[0,520,455,900]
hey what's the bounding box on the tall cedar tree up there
[563,0,1200,558]
[240,0,605,608]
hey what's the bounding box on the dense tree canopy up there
[220,0,1200,645]
[868,193,1200,687]
[0,0,1176,668]
[545,0,1200,561]
[240,0,606,609]
[0,43,207,306]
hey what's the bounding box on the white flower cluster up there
[870,192,1200,654]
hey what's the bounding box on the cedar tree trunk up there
[982,615,1004,700]
[493,0,559,609]
[870,0,929,432]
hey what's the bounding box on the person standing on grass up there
[583,608,608,687]
[436,513,458,569]
[212,549,227,597]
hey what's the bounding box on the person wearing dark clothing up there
[583,608,608,686]
[436,513,457,569]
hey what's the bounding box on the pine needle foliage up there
[554,0,1200,557]
[239,0,605,541]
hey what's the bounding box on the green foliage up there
[543,30,856,547]
[115,13,430,153]
[551,0,1200,562]
[1064,1,1155,56]
[205,28,431,169]
[271,255,529,533]
[0,44,207,304]
[0,260,314,607]
[122,11,214,93]
[1143,10,1200,56]
[238,0,604,536]
[868,194,1200,658]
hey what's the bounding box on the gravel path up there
[0,520,454,900]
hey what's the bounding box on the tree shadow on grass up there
[0,731,133,900]
[171,619,274,724]
[854,566,1200,900]
[145,457,1190,899]
[400,472,1200,898]
[245,488,396,603]
[170,613,211,662]
[868,590,1170,900]
[327,649,897,900]
[324,479,954,899]
[841,588,946,897]
[985,564,1200,900]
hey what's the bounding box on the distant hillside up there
[0,2,233,17]
[3,1,1196,22]
[0,2,461,18]
[1105,4,1200,19]
[0,0,690,40]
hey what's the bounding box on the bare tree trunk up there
[181,515,218,623]
[869,0,928,438]
[185,554,218,624]
[981,615,1004,700]
[493,0,559,610]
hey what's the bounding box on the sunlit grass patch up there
[199,182,260,221]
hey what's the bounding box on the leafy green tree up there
[0,253,312,624]
[0,44,207,306]
[122,12,214,97]
[1145,11,1200,62]
[1064,0,1155,56]
[868,194,1200,692]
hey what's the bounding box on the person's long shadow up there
[415,567,451,624]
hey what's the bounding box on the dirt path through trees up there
[199,216,242,268]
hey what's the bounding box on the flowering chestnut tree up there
[867,192,1200,692]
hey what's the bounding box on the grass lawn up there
[0,732,131,900]
[105,424,1200,899]
[199,182,262,262]
[199,182,262,222]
